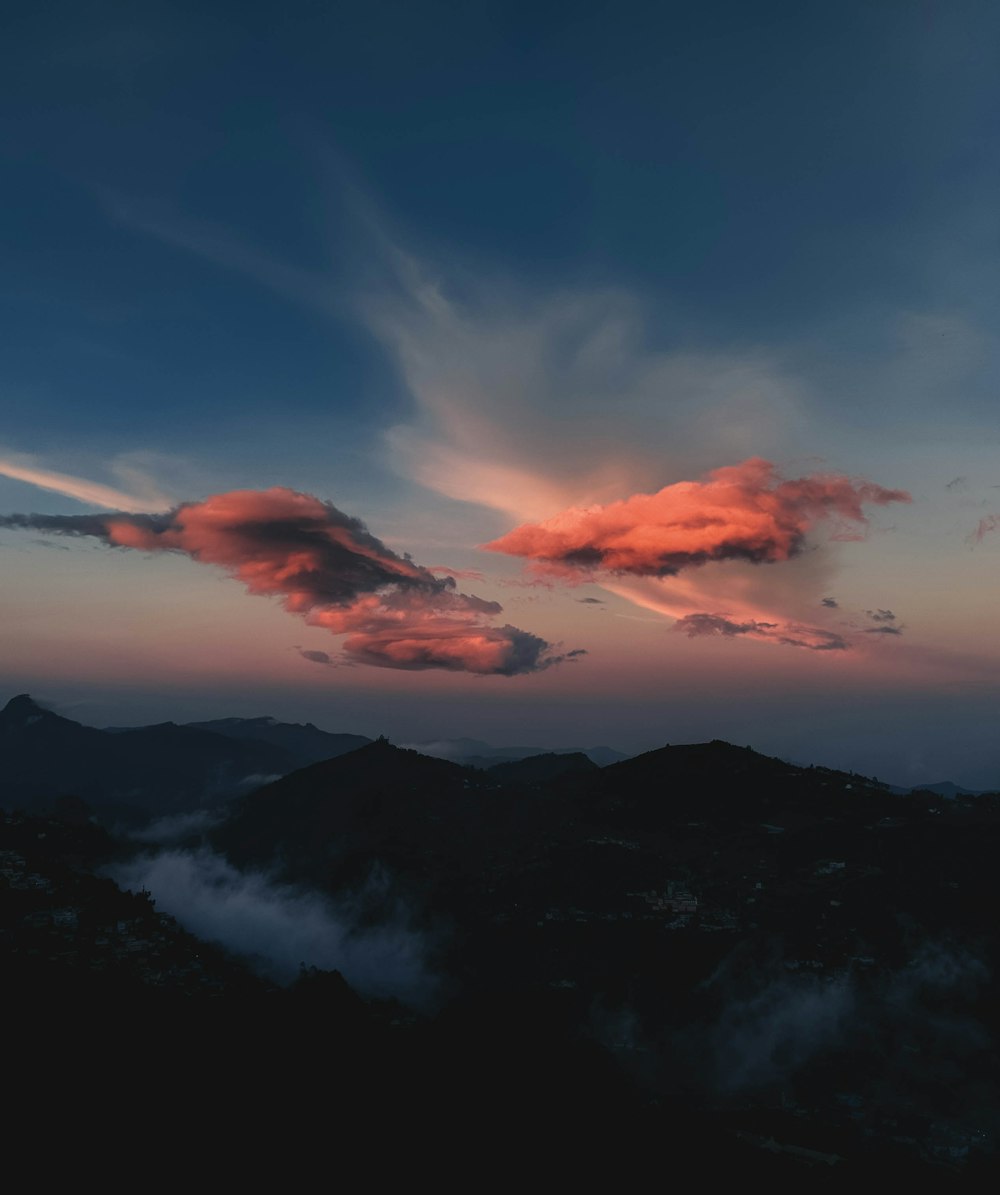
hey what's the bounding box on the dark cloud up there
[777,629,850,651]
[866,625,903,636]
[0,511,133,538]
[298,649,335,666]
[946,476,968,491]
[577,597,605,604]
[820,597,838,608]
[1,488,575,676]
[676,613,778,638]
[867,608,897,622]
[675,613,849,652]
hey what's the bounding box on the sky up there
[1,0,998,787]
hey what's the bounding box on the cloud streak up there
[1,487,570,675]
[0,454,170,512]
[968,514,1000,544]
[674,612,849,652]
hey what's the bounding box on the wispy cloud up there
[967,513,999,544]
[98,188,812,525]
[0,452,171,512]
[368,265,812,524]
[93,185,917,654]
[674,612,849,652]
[101,191,340,318]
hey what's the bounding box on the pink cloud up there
[2,488,571,676]
[483,458,910,579]
[967,514,1000,544]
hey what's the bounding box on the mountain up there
[909,779,990,798]
[0,694,291,822]
[486,751,598,785]
[1,804,266,1002]
[208,736,1000,1071]
[885,778,994,797]
[0,692,643,828]
[10,721,1000,1177]
[572,744,630,767]
[403,736,629,768]
[210,736,917,938]
[184,716,370,769]
[213,738,497,895]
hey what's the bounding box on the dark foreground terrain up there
[4,708,1000,1182]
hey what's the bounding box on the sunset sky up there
[1,1,998,786]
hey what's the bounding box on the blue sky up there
[1,1,998,785]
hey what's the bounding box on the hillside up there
[0,694,290,822]
[6,708,1000,1177]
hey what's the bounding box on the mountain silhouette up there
[214,738,490,893]
[8,706,1000,1180]
[0,694,290,821]
[486,751,597,785]
[184,716,370,770]
[405,736,628,768]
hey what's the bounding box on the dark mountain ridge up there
[0,695,290,822]
[215,738,496,894]
[201,731,1000,1175]
[184,715,370,769]
[210,734,913,918]
[7,703,1000,1177]
[486,751,598,785]
[406,736,628,768]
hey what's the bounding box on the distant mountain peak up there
[183,715,371,772]
[365,737,458,760]
[1,693,49,722]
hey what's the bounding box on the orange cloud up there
[1,488,571,676]
[483,458,910,579]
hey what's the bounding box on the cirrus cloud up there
[967,514,999,544]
